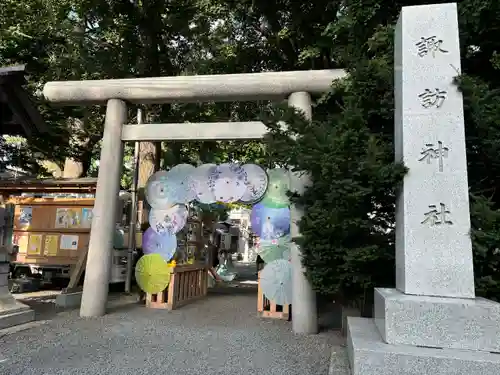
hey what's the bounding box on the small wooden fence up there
[257,271,291,320]
[146,264,208,310]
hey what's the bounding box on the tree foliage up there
[260,0,500,306]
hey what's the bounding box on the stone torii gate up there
[43,69,346,334]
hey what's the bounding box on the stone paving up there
[0,263,346,375]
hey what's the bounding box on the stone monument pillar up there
[0,247,35,329]
[346,3,500,374]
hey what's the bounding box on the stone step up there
[0,309,35,330]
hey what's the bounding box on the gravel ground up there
[0,264,344,375]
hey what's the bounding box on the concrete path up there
[0,264,346,375]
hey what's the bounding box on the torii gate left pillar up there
[43,69,347,333]
[80,99,126,316]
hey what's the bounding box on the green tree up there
[262,0,500,309]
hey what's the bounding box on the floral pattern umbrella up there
[260,168,290,208]
[259,259,292,306]
[258,235,292,263]
[145,170,175,209]
[165,163,197,204]
[149,204,188,235]
[239,164,269,204]
[192,163,218,204]
[209,163,247,203]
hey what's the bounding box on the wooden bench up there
[146,264,208,310]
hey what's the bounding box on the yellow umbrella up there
[135,254,172,294]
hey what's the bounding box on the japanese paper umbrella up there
[166,163,197,204]
[250,203,290,240]
[149,204,188,235]
[145,170,174,209]
[142,227,177,262]
[260,168,290,208]
[259,259,292,306]
[239,163,269,204]
[192,163,217,204]
[258,235,292,263]
[210,163,247,203]
[135,254,172,294]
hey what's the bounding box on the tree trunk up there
[137,140,161,224]
[61,21,90,180]
[40,160,62,178]
[62,115,88,178]
[62,158,84,178]
[135,0,164,225]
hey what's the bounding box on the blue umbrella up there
[250,203,290,240]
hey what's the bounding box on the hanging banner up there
[18,207,33,229]
[55,208,81,229]
[60,234,79,250]
[81,208,93,228]
[27,234,43,255]
[44,235,59,256]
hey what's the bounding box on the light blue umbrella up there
[258,235,291,263]
[260,259,292,306]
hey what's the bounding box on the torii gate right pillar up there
[288,92,318,334]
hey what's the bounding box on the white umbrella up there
[149,204,188,235]
[210,163,247,203]
[259,259,292,306]
[240,164,269,204]
[166,164,197,203]
[145,170,174,209]
[192,163,217,204]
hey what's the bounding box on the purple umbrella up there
[142,227,177,262]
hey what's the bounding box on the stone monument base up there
[347,317,500,375]
[374,288,500,352]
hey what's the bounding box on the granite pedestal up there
[347,288,500,375]
[347,317,500,375]
[374,288,500,352]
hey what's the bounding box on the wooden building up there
[0,64,48,136]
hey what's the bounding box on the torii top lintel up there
[42,69,347,105]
